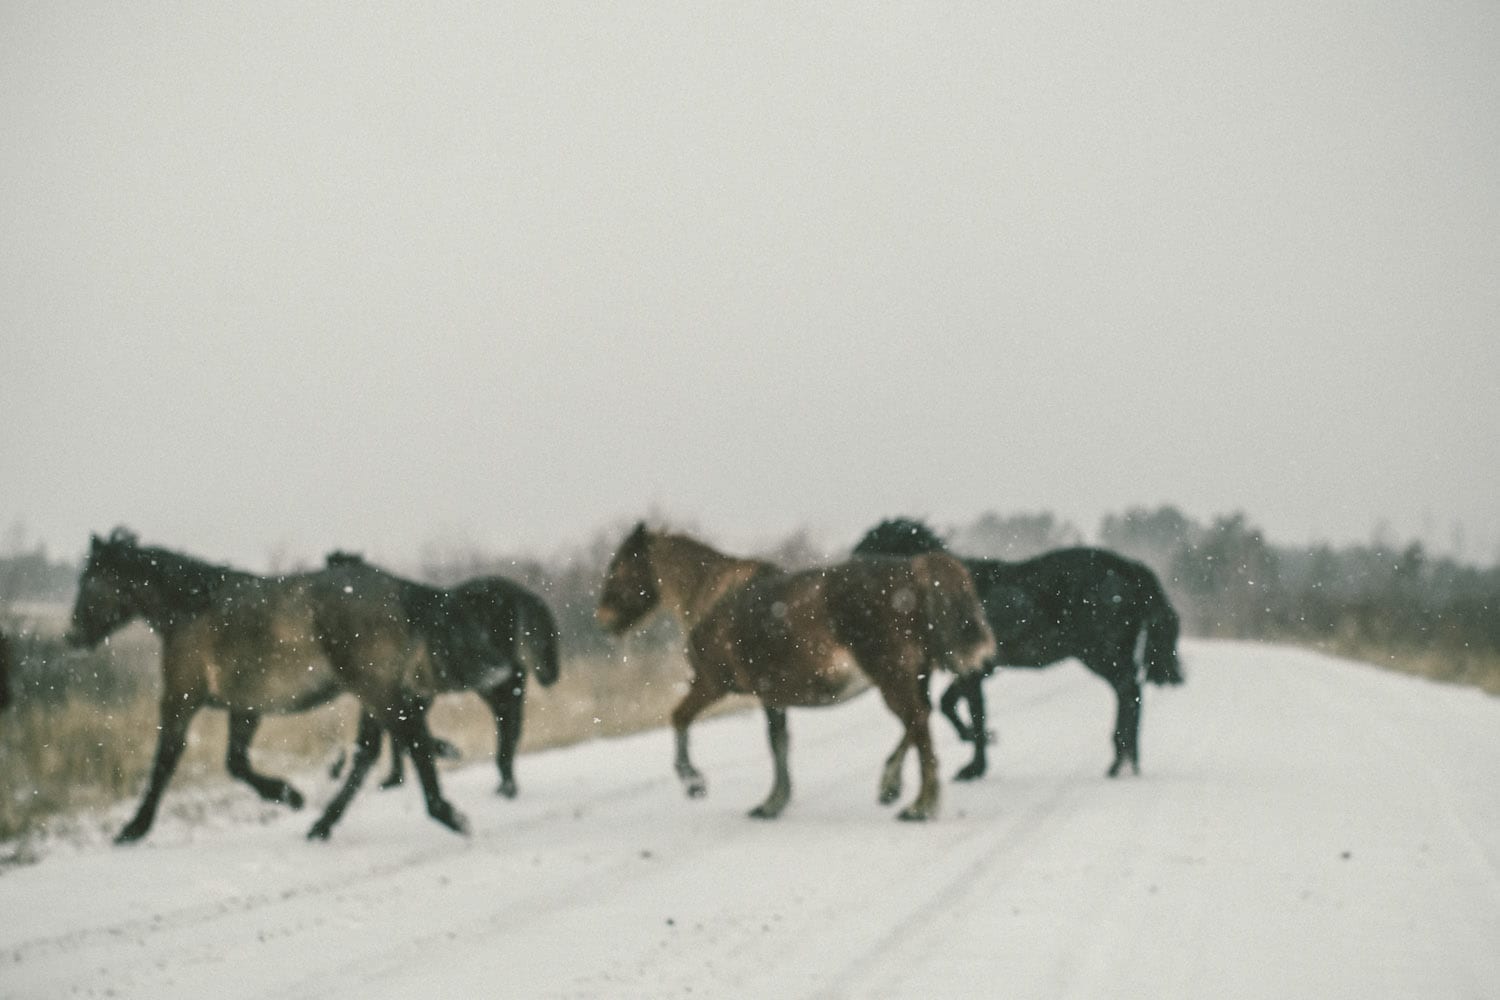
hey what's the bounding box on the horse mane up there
[852,517,949,557]
[94,529,253,614]
[651,528,735,565]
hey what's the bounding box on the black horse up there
[854,518,1182,779]
[325,553,561,798]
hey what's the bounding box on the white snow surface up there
[3,640,1498,999]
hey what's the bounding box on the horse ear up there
[629,521,647,541]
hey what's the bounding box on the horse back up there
[968,547,1172,663]
[166,573,345,711]
[821,554,993,675]
[687,568,870,706]
[309,563,452,698]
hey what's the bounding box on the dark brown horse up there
[324,554,561,798]
[855,518,1183,779]
[597,524,996,821]
[66,530,555,841]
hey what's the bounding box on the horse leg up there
[670,674,726,799]
[877,675,940,821]
[947,673,991,782]
[308,712,383,840]
[901,716,941,821]
[225,710,304,808]
[387,702,468,835]
[939,675,975,742]
[379,729,405,789]
[879,732,912,805]
[749,705,791,819]
[381,697,454,789]
[481,682,524,798]
[116,696,199,843]
[1107,672,1143,778]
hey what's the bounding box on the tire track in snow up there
[2,708,806,969]
[800,777,1088,1000]
[4,701,924,995]
[267,729,903,1000]
[0,770,668,971]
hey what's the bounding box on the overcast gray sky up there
[4,2,1498,570]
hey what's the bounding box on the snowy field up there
[2,639,1497,999]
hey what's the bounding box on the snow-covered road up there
[3,640,1498,999]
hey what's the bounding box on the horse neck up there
[646,534,767,627]
[116,546,245,631]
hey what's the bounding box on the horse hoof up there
[748,801,786,820]
[434,806,470,835]
[684,779,707,799]
[878,785,901,805]
[306,823,333,841]
[497,780,518,799]
[284,788,305,810]
[953,763,986,782]
[897,806,933,822]
[113,824,149,845]
[379,776,403,791]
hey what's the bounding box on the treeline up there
[0,544,77,606]
[1096,507,1500,688]
[4,508,1497,692]
[408,508,1499,691]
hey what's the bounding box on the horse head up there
[66,528,145,649]
[596,521,661,635]
[853,517,948,558]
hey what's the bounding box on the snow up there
[2,640,1497,999]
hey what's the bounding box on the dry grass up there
[0,637,751,845]
[1309,637,1500,696]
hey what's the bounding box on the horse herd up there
[9,518,1182,843]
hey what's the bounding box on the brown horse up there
[596,524,996,821]
[66,530,544,842]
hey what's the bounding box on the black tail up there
[516,593,561,688]
[1142,602,1183,686]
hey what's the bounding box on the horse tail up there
[915,554,996,675]
[515,592,561,688]
[1141,592,1184,686]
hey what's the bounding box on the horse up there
[324,554,561,798]
[65,529,556,841]
[854,517,1183,780]
[596,523,996,821]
